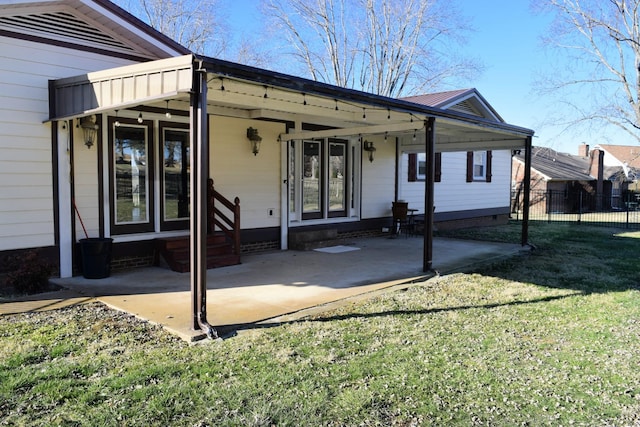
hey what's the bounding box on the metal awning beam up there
[45,90,189,122]
[279,121,427,141]
[435,139,526,152]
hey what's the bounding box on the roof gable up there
[401,88,504,122]
[596,144,640,168]
[0,0,189,61]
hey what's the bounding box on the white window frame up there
[473,151,487,181]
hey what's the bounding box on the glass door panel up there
[114,125,149,225]
[328,141,346,217]
[161,125,190,230]
[302,141,322,219]
[289,140,296,216]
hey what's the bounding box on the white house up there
[0,0,188,268]
[399,89,514,229]
[0,0,534,334]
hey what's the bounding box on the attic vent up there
[450,100,482,117]
[0,11,134,52]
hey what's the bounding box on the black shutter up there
[408,153,417,182]
[486,150,492,183]
[435,152,442,182]
[466,151,473,182]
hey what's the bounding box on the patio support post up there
[423,117,436,272]
[190,61,218,339]
[521,135,533,246]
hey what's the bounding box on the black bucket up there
[80,238,113,279]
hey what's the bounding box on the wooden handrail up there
[207,179,241,256]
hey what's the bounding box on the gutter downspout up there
[190,59,218,339]
[521,136,533,247]
[423,117,436,272]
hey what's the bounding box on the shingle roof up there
[515,146,594,181]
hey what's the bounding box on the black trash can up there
[80,238,113,279]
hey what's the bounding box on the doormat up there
[314,245,360,254]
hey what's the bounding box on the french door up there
[290,138,354,222]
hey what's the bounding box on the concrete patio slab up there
[3,236,529,341]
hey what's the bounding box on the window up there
[108,117,191,235]
[159,122,190,231]
[408,152,441,182]
[109,117,154,234]
[466,151,492,182]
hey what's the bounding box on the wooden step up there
[155,235,240,273]
[156,234,227,251]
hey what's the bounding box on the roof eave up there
[196,55,534,138]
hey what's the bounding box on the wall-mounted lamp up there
[79,116,99,149]
[165,100,172,119]
[246,127,262,156]
[363,140,376,163]
[137,112,143,123]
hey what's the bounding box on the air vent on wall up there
[450,100,482,117]
[0,11,134,52]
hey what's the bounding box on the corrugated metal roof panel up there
[401,89,472,108]
[50,54,194,119]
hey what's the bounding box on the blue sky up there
[226,1,624,155]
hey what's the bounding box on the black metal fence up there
[511,190,640,229]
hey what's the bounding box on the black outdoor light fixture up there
[363,140,376,163]
[247,127,262,156]
[79,116,99,149]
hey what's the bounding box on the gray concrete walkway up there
[3,236,528,341]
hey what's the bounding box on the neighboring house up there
[0,0,534,289]
[594,144,640,191]
[399,89,514,229]
[511,145,623,213]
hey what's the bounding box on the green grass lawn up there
[2,222,640,426]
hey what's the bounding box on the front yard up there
[1,222,639,426]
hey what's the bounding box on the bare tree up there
[112,0,228,56]
[536,0,640,144]
[262,0,481,97]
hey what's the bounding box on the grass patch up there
[1,222,640,426]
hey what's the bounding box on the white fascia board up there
[79,0,186,57]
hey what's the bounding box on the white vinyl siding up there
[209,116,285,230]
[73,136,101,239]
[0,36,133,250]
[361,136,395,219]
[399,150,511,214]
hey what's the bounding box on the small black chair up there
[392,201,413,237]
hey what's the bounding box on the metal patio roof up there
[50,54,535,153]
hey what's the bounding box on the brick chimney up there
[578,143,590,157]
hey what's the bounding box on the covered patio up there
[49,54,534,339]
[30,235,527,341]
